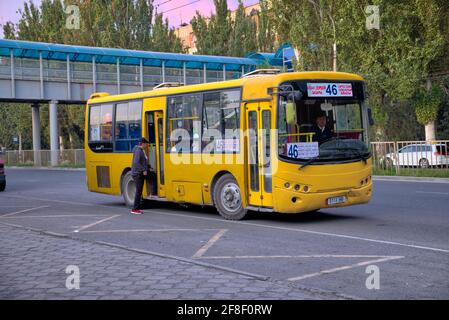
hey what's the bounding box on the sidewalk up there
[0,223,333,300]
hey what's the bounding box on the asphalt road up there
[1,168,448,299]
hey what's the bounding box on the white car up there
[383,143,449,168]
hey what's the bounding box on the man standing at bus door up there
[131,137,150,215]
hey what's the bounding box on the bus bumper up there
[272,183,372,214]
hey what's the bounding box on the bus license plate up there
[327,196,347,205]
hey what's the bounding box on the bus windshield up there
[277,83,369,164]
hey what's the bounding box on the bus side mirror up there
[367,108,375,126]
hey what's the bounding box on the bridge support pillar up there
[49,100,59,166]
[31,103,42,166]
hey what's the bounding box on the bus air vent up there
[241,69,281,78]
[153,82,185,90]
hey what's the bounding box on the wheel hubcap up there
[221,182,241,213]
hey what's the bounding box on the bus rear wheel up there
[213,174,247,220]
[121,171,135,208]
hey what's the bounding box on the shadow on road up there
[125,199,360,224]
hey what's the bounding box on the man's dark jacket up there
[131,145,148,176]
[313,125,333,143]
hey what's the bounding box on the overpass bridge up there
[0,39,275,165]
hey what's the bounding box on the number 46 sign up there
[307,83,353,97]
[287,142,319,159]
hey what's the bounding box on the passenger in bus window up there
[312,112,333,144]
[130,137,149,215]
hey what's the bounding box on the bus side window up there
[167,94,201,153]
[202,89,241,153]
[88,103,113,152]
[114,100,142,152]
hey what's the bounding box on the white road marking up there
[0,206,41,207]
[0,214,111,219]
[192,229,228,259]
[198,254,400,260]
[0,205,50,217]
[147,209,449,254]
[79,228,220,233]
[3,194,449,254]
[416,191,449,195]
[73,214,120,233]
[287,256,404,282]
[2,194,97,207]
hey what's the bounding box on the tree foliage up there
[271,0,448,140]
[1,0,184,150]
[191,0,259,57]
[414,84,444,125]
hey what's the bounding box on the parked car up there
[382,143,449,168]
[0,154,5,191]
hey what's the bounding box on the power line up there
[155,0,173,8]
[159,0,202,15]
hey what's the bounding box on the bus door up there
[145,111,165,197]
[245,102,273,208]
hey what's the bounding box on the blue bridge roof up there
[0,39,259,71]
[245,43,295,67]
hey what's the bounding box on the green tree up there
[271,0,447,141]
[257,0,276,52]
[191,0,232,55]
[229,0,257,57]
[151,13,184,53]
[1,0,185,152]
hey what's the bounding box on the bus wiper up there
[299,156,320,170]
[331,147,369,164]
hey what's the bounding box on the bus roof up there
[87,71,364,105]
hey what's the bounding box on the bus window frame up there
[87,98,143,154]
[275,79,370,165]
[165,86,243,155]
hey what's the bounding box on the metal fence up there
[3,142,449,175]
[371,140,449,175]
[3,149,85,167]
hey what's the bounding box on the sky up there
[0,0,260,38]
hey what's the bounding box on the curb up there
[373,175,449,183]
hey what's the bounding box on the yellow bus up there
[85,70,373,220]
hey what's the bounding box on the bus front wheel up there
[121,172,135,208]
[213,174,248,220]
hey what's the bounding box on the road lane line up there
[287,256,404,282]
[2,194,98,207]
[147,209,449,254]
[73,214,120,233]
[0,205,50,217]
[416,191,449,195]
[0,214,111,219]
[4,193,449,254]
[192,229,228,259]
[198,255,397,259]
[0,206,42,207]
[80,228,220,233]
